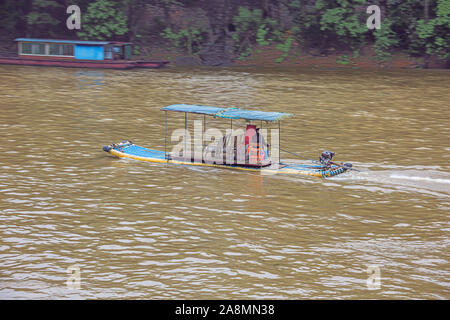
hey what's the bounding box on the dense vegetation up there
[1,0,449,66]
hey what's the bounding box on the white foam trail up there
[390,174,450,184]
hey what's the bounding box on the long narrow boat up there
[0,56,169,69]
[0,38,169,69]
[103,104,353,178]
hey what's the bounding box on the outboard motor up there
[319,150,335,166]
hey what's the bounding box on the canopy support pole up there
[203,115,206,163]
[278,120,281,165]
[230,119,233,166]
[164,111,167,161]
[184,112,188,161]
[260,120,263,167]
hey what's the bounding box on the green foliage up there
[233,7,263,34]
[337,54,350,65]
[291,4,322,50]
[373,19,399,61]
[161,27,207,56]
[0,1,20,35]
[77,0,128,41]
[0,0,449,66]
[287,0,448,64]
[275,36,294,63]
[256,25,270,47]
[416,0,450,60]
[318,0,368,49]
[233,6,282,57]
[232,6,264,54]
[237,47,252,61]
[257,18,282,46]
[133,44,140,55]
[383,0,423,52]
[27,11,58,27]
[26,0,63,37]
[291,0,368,52]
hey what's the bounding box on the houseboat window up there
[21,43,32,54]
[104,45,113,59]
[49,44,74,56]
[31,43,46,55]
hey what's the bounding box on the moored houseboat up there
[0,38,169,69]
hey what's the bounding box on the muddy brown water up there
[0,65,449,299]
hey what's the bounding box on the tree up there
[233,7,265,54]
[416,0,450,63]
[162,27,207,56]
[197,0,240,66]
[290,0,368,52]
[26,0,64,37]
[123,0,148,42]
[316,0,368,50]
[290,0,325,50]
[382,0,423,53]
[373,18,399,61]
[77,0,129,41]
[0,0,29,39]
[0,0,448,66]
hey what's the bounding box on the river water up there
[0,65,449,299]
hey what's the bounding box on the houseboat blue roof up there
[15,38,112,45]
[161,104,294,122]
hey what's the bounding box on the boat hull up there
[134,60,169,68]
[103,143,348,178]
[0,57,169,69]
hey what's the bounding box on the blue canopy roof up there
[161,104,224,116]
[161,104,294,122]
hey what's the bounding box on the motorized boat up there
[103,104,353,178]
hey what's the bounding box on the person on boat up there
[244,124,270,166]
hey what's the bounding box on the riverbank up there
[1,38,447,70]
[140,44,448,69]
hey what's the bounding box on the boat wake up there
[329,164,450,198]
[389,174,450,185]
[275,159,449,198]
